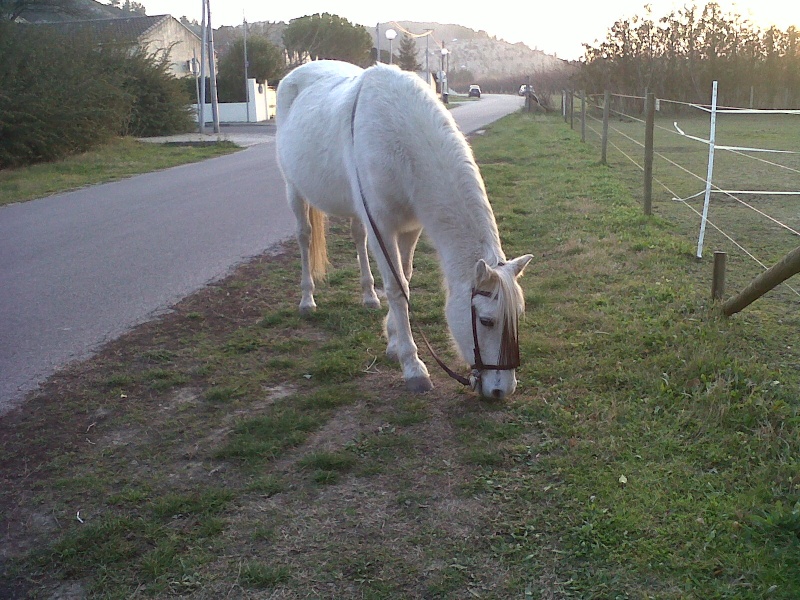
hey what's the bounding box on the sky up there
[139,0,798,61]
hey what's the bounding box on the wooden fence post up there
[569,91,575,130]
[580,90,586,142]
[643,92,655,216]
[601,89,610,165]
[525,76,532,112]
[562,90,567,123]
[723,245,800,316]
[712,251,727,301]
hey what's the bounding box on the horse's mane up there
[495,266,525,365]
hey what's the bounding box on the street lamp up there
[440,47,449,103]
[385,28,397,64]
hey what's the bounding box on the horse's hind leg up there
[351,218,380,309]
[287,184,316,313]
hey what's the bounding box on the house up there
[23,1,275,122]
[33,15,209,79]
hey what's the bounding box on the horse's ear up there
[474,259,496,288]
[507,254,533,278]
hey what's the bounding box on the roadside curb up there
[138,122,276,147]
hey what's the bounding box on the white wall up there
[193,79,277,123]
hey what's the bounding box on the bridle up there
[349,77,520,391]
[471,287,521,374]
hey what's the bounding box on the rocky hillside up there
[213,19,573,91]
[372,21,568,81]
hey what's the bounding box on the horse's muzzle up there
[471,368,517,400]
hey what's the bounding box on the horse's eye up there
[479,317,495,328]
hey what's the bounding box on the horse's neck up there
[359,74,504,289]
[434,211,504,297]
[420,160,505,293]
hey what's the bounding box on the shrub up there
[0,22,194,169]
[0,23,128,167]
[101,45,195,137]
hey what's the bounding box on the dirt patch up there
[211,372,513,597]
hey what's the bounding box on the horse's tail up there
[308,205,329,283]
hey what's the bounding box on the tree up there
[581,1,800,108]
[282,13,372,67]
[397,34,422,72]
[0,0,81,21]
[120,0,146,15]
[217,35,285,102]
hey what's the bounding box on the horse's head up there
[449,255,533,400]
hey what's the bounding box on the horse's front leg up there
[384,227,422,362]
[350,218,380,309]
[372,235,432,393]
[384,293,432,392]
[398,228,422,282]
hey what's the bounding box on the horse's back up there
[276,61,365,216]
[276,60,462,223]
[276,60,363,126]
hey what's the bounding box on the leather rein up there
[349,79,520,390]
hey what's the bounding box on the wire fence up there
[563,86,800,315]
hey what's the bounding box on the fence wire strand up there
[575,90,800,301]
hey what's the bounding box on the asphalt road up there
[0,93,523,415]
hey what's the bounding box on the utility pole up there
[243,14,250,123]
[199,0,207,133]
[206,0,220,133]
[425,30,430,77]
[440,41,449,104]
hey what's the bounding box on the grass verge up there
[0,112,797,599]
[0,137,240,206]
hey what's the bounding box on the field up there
[581,96,800,307]
[1,111,798,599]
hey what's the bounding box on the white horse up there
[276,60,532,399]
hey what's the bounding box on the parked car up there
[468,84,481,98]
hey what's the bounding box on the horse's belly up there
[289,169,355,217]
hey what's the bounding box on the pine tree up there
[283,13,373,67]
[397,34,422,72]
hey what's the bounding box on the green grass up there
[240,562,291,588]
[0,137,240,206]
[1,113,797,598]
[298,450,357,484]
[214,406,324,463]
[41,489,234,594]
[467,111,800,598]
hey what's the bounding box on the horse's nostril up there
[491,388,504,399]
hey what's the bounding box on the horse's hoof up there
[406,376,433,393]
[363,296,381,309]
[299,304,316,315]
